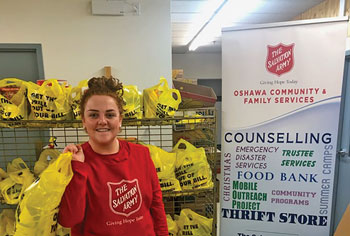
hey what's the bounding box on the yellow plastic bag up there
[143,77,181,118]
[70,80,88,120]
[0,177,21,205]
[27,79,71,120]
[123,85,142,119]
[0,158,35,205]
[167,214,178,236]
[14,152,73,236]
[146,144,181,192]
[173,139,213,190]
[176,209,212,236]
[0,78,28,124]
[0,209,16,236]
[62,83,72,119]
[34,149,61,177]
[7,158,29,174]
[0,170,34,205]
[8,168,35,196]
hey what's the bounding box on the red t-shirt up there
[58,140,168,236]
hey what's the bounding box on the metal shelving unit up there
[0,108,217,235]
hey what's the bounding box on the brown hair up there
[80,76,124,118]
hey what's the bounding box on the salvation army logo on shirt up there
[266,43,294,76]
[107,179,142,217]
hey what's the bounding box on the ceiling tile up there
[171,0,325,53]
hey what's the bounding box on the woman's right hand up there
[63,144,85,162]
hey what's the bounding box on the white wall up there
[0,0,171,89]
[172,52,221,79]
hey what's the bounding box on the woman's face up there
[82,95,122,147]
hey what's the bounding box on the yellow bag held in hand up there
[0,78,28,124]
[145,144,181,192]
[143,77,181,118]
[173,139,213,190]
[176,208,213,236]
[14,152,73,236]
[166,214,178,236]
[27,79,71,120]
[70,80,88,120]
[123,85,143,119]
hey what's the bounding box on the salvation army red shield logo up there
[266,43,294,76]
[107,179,142,217]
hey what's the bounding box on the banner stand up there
[221,17,348,236]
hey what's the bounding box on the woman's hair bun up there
[88,76,123,95]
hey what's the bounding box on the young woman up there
[58,77,168,236]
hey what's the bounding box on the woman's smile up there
[96,128,111,132]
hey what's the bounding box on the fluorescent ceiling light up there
[189,0,263,51]
[182,0,223,45]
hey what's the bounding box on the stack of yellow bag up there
[146,139,213,192]
[173,139,213,190]
[0,78,28,126]
[176,209,213,236]
[27,79,71,121]
[123,85,143,120]
[145,145,181,192]
[69,80,88,120]
[143,77,181,118]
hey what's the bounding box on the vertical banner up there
[221,18,348,236]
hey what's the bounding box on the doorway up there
[0,43,44,81]
[0,43,46,172]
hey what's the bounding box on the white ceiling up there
[171,0,325,53]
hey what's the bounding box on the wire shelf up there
[0,108,218,235]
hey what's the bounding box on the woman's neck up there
[88,138,120,155]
